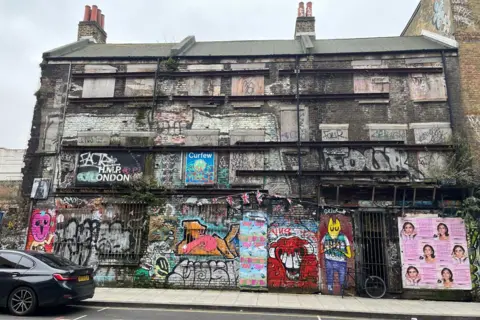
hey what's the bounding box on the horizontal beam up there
[71,70,270,79]
[61,145,271,152]
[234,141,454,151]
[68,93,389,104]
[61,142,454,152]
[71,68,443,79]
[54,188,267,196]
[279,67,444,75]
[236,170,409,177]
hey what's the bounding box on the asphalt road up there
[0,305,398,320]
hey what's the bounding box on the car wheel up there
[8,286,37,316]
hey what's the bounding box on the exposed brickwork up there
[77,21,107,43]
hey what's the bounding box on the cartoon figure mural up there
[25,209,56,252]
[267,217,319,290]
[177,219,239,259]
[319,215,354,295]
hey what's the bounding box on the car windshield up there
[30,253,78,268]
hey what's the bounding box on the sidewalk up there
[77,288,480,320]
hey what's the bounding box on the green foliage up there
[164,57,179,71]
[135,109,146,126]
[456,190,480,226]
[427,133,477,186]
[121,176,165,208]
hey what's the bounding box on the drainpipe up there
[295,56,302,200]
[441,51,454,130]
[51,62,73,191]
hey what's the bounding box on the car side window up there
[0,253,22,269]
[17,257,34,269]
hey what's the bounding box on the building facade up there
[20,3,480,299]
[0,148,25,249]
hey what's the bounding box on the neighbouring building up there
[20,2,480,299]
[0,148,26,249]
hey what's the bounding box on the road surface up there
[0,305,400,320]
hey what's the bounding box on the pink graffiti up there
[31,211,51,242]
[183,235,217,253]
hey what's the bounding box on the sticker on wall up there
[30,178,51,200]
[185,152,215,185]
[398,217,472,290]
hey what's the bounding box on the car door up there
[0,253,24,307]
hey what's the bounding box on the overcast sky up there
[0,0,419,149]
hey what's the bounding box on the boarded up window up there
[411,123,452,144]
[82,65,116,98]
[280,106,309,142]
[125,79,154,97]
[409,74,447,101]
[319,124,349,141]
[366,124,407,142]
[229,130,265,185]
[354,75,389,93]
[232,76,264,96]
[187,77,221,96]
[185,130,219,146]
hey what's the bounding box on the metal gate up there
[53,202,146,268]
[354,210,402,293]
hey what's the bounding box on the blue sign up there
[185,152,215,185]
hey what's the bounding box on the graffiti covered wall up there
[318,214,355,295]
[268,214,319,291]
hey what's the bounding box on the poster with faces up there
[398,218,472,290]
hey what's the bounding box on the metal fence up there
[54,202,146,267]
[354,210,402,293]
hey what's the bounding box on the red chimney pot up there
[298,2,305,17]
[306,2,313,17]
[83,5,91,21]
[100,14,105,28]
[91,5,98,22]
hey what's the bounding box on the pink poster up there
[398,218,472,290]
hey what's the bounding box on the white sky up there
[0,0,420,149]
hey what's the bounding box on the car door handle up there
[11,272,20,277]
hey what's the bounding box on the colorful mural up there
[176,219,239,258]
[185,152,215,185]
[25,209,56,252]
[268,217,318,290]
[319,214,354,295]
[239,211,268,289]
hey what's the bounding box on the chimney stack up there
[77,4,107,44]
[294,1,316,39]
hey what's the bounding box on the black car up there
[0,250,95,316]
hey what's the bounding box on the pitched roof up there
[45,36,455,59]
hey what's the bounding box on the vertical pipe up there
[295,56,303,200]
[51,62,72,192]
[150,58,161,124]
[441,51,454,130]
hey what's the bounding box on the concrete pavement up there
[74,288,480,320]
